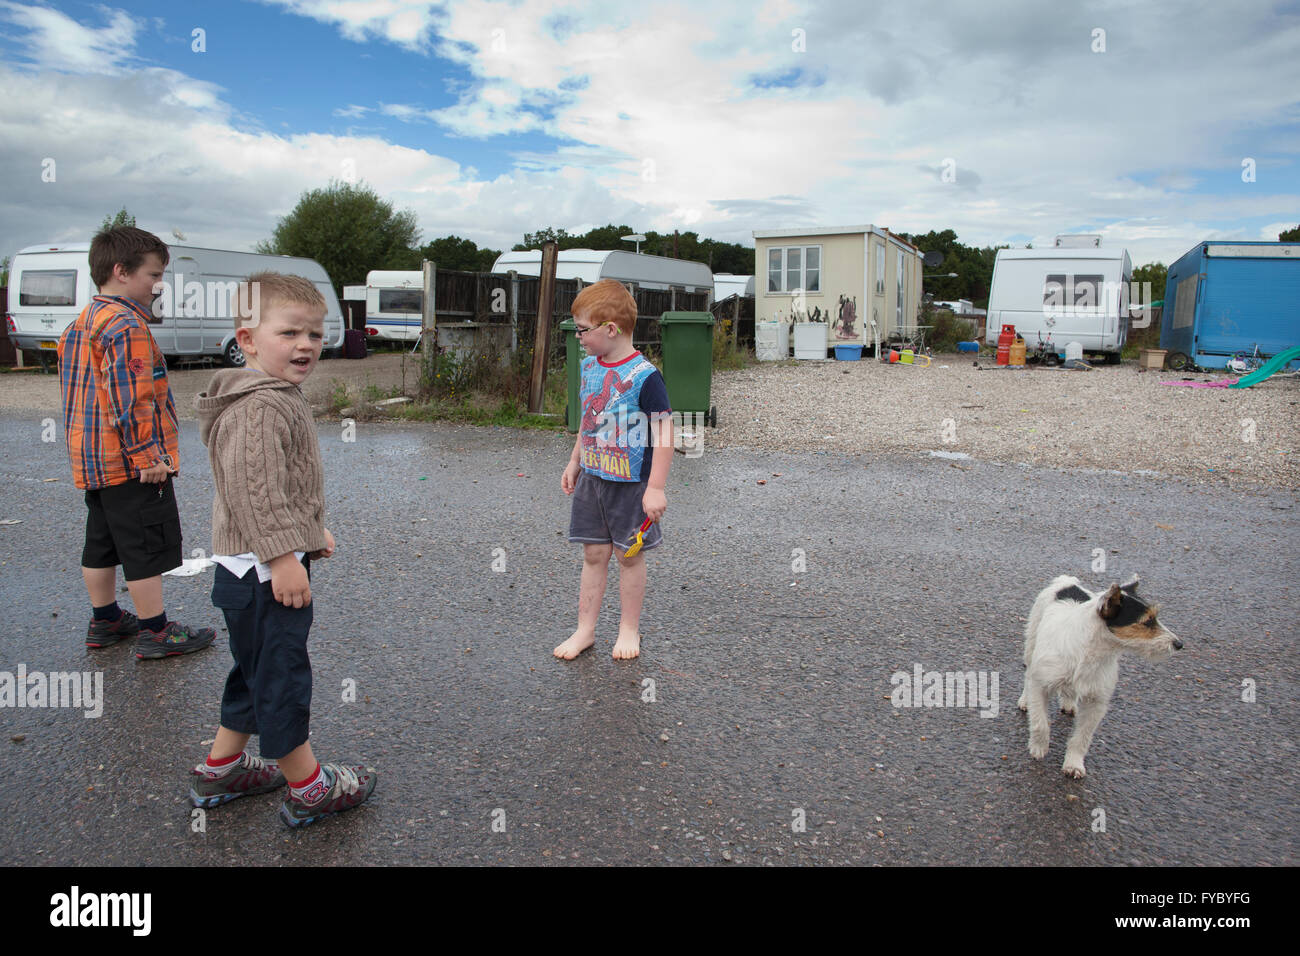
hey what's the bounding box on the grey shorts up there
[568,470,663,553]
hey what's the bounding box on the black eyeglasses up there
[573,322,611,337]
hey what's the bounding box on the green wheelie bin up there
[560,318,581,433]
[658,311,717,427]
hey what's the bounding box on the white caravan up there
[984,244,1133,361]
[713,273,755,300]
[491,248,714,297]
[6,243,345,365]
[353,270,425,343]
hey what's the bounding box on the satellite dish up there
[172,229,187,242]
[922,250,944,268]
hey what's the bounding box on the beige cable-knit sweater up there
[195,368,327,562]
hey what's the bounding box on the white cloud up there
[2,0,1297,273]
[0,1,140,73]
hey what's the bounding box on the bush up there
[925,306,977,352]
[712,317,754,370]
[417,340,530,405]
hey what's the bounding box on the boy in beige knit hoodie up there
[187,272,377,827]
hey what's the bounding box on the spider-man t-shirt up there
[578,351,671,483]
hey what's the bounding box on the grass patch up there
[712,318,757,370]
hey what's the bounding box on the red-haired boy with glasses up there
[556,280,673,660]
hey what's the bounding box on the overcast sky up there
[1,0,1297,272]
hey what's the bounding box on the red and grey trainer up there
[86,610,140,649]
[280,763,378,828]
[135,621,216,660]
[189,753,287,807]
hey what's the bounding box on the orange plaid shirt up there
[58,295,180,490]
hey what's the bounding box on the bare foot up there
[612,627,641,660]
[554,630,596,660]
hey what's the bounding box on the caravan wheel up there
[222,339,246,368]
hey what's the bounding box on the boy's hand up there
[309,528,336,560]
[642,486,666,523]
[562,460,581,495]
[269,553,311,607]
[138,462,170,484]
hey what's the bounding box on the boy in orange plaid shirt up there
[58,226,214,660]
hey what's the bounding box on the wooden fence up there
[428,269,711,363]
[0,286,16,366]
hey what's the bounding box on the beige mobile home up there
[753,225,922,356]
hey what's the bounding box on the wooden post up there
[420,259,436,356]
[732,293,741,348]
[508,269,518,354]
[528,241,558,413]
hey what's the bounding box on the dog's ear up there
[1098,583,1123,619]
[1120,575,1140,594]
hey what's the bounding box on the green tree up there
[1280,225,1300,241]
[420,235,502,272]
[901,229,1005,309]
[100,207,136,229]
[1131,262,1167,302]
[256,180,420,295]
[514,227,576,250]
[1,255,9,286]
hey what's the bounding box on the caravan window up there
[1072,274,1104,308]
[804,248,820,292]
[767,245,822,294]
[896,252,904,328]
[379,290,422,314]
[20,270,77,307]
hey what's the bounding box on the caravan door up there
[167,252,205,354]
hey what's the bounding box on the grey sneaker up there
[189,752,286,807]
[136,621,216,660]
[86,610,139,649]
[279,763,378,828]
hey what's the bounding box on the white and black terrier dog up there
[1018,575,1183,778]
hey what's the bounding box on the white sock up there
[290,764,329,804]
[203,752,245,778]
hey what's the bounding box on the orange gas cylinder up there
[1009,335,1026,366]
[997,324,1016,365]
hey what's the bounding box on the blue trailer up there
[1160,241,1300,370]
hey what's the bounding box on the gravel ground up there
[706,356,1300,489]
[3,351,1296,488]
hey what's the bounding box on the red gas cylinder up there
[997,324,1016,365]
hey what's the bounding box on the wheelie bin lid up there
[660,311,714,324]
[558,317,576,329]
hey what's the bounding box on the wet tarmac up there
[0,411,1295,865]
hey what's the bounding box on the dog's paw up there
[1028,739,1048,760]
[1062,760,1086,779]
[1059,704,1075,716]
[1017,695,1027,712]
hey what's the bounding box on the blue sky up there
[0,0,1296,268]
